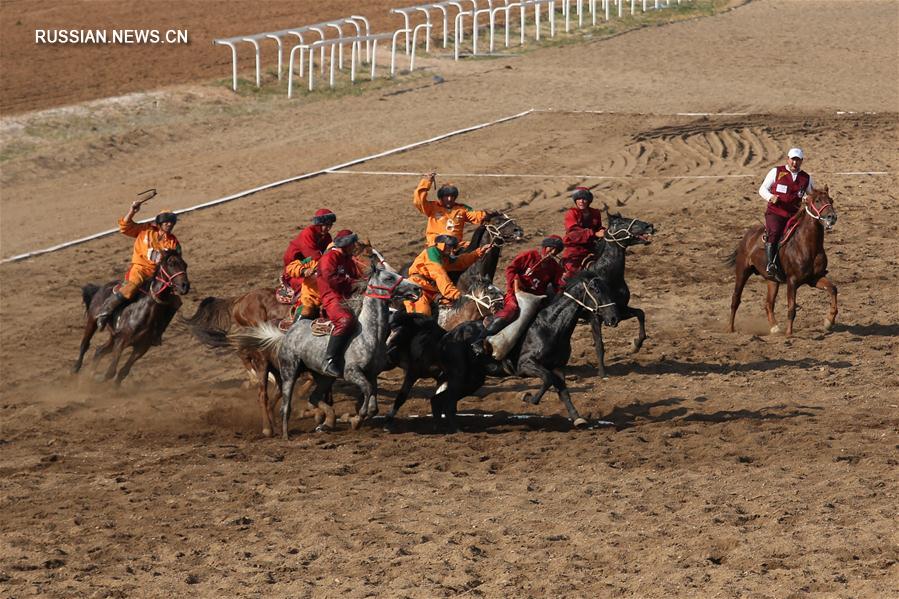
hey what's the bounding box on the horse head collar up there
[463,278,505,317]
[563,276,619,327]
[604,211,655,247]
[366,267,421,301]
[484,213,524,246]
[151,252,190,301]
[805,186,837,231]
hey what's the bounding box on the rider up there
[405,234,492,316]
[483,235,565,337]
[282,208,336,293]
[317,229,363,377]
[758,148,814,281]
[413,171,497,247]
[96,201,181,328]
[561,187,606,282]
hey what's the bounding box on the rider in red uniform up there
[561,187,606,283]
[282,208,336,293]
[758,148,814,281]
[317,229,362,377]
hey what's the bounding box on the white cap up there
[787,147,804,159]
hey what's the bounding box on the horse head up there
[366,266,422,302]
[563,271,620,327]
[480,212,524,247]
[150,251,190,300]
[461,275,505,317]
[804,186,837,231]
[601,208,655,248]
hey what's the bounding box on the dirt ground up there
[1,1,897,597]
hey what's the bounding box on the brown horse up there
[183,241,374,437]
[727,187,838,336]
[74,251,190,384]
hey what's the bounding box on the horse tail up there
[82,284,101,311]
[724,248,738,268]
[230,322,285,368]
[182,296,234,346]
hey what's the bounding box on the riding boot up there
[322,333,350,377]
[96,292,126,329]
[765,242,783,281]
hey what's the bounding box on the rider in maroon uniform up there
[561,187,606,283]
[282,208,336,292]
[317,229,362,377]
[485,236,565,337]
[758,148,814,281]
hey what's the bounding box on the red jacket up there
[317,247,362,300]
[506,249,563,295]
[283,226,331,267]
[767,166,811,218]
[562,206,603,257]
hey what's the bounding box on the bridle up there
[149,262,187,302]
[365,273,407,300]
[483,214,520,246]
[562,280,615,314]
[463,285,504,317]
[603,218,639,248]
[804,193,835,226]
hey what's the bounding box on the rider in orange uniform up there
[758,147,814,281]
[561,187,606,283]
[317,230,363,377]
[413,172,494,247]
[96,200,181,328]
[282,208,336,293]
[404,235,491,316]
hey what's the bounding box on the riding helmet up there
[312,208,337,226]
[437,185,459,201]
[333,229,358,248]
[434,234,459,251]
[541,235,564,252]
[155,210,178,226]
[571,187,594,204]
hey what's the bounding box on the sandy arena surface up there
[1,0,897,597]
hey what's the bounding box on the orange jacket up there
[413,177,487,246]
[407,246,485,301]
[118,217,181,271]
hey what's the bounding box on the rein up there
[148,264,186,302]
[562,281,615,314]
[463,288,504,317]
[483,215,518,246]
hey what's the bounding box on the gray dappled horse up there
[234,266,421,439]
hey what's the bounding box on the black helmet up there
[434,234,459,250]
[437,185,459,201]
[541,235,564,252]
[155,211,178,226]
[311,208,337,226]
[333,230,358,248]
[571,187,594,204]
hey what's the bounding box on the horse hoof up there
[573,417,589,429]
[350,416,363,431]
[314,423,332,433]
[630,340,642,353]
[521,393,538,406]
[770,325,781,335]
[262,428,272,438]
[824,319,834,331]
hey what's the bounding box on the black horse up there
[74,251,190,384]
[431,269,620,432]
[583,210,655,378]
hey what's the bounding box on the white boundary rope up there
[327,169,891,180]
[1,108,534,264]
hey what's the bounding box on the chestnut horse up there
[727,187,838,336]
[74,251,190,384]
[183,241,374,437]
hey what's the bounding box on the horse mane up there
[463,224,487,253]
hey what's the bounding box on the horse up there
[727,186,838,336]
[183,240,375,437]
[432,269,621,432]
[583,209,656,378]
[233,266,422,439]
[73,251,190,385]
[383,275,504,421]
[453,212,524,289]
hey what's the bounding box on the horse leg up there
[308,374,336,431]
[729,264,752,333]
[517,360,555,407]
[101,337,127,382]
[624,306,647,353]
[278,360,301,440]
[765,281,781,334]
[517,361,584,425]
[552,368,589,428]
[589,319,608,379]
[344,367,375,428]
[815,277,838,331]
[785,281,798,337]
[114,342,150,386]
[388,371,417,420]
[255,355,274,438]
[73,318,99,373]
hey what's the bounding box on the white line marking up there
[2,109,534,264]
[328,169,892,180]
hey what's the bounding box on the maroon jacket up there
[317,248,361,300]
[767,166,811,218]
[562,206,603,259]
[282,226,331,267]
[505,249,563,296]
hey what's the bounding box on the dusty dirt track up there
[1,1,898,597]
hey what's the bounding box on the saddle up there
[275,276,295,305]
[310,318,334,337]
[779,211,803,246]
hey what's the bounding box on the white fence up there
[213,0,688,95]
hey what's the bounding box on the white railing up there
[288,32,400,97]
